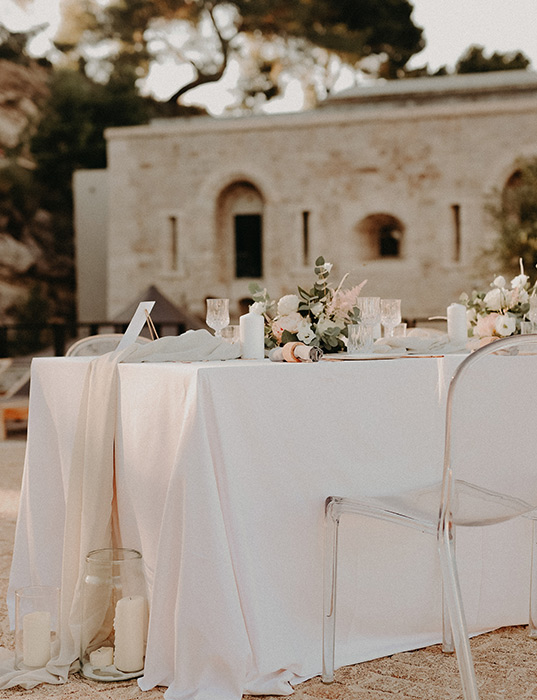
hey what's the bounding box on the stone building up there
[74,69,537,323]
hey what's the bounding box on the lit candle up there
[239,311,265,359]
[90,646,114,668]
[447,303,468,346]
[114,596,145,673]
[22,611,51,667]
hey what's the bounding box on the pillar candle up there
[239,311,265,359]
[447,303,468,345]
[113,596,145,673]
[90,646,114,668]
[23,611,51,667]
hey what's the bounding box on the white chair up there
[322,334,537,700]
[65,333,152,357]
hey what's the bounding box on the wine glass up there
[206,298,230,338]
[528,296,537,332]
[380,299,402,338]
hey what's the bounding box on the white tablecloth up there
[8,355,532,700]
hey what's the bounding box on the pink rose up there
[474,313,499,338]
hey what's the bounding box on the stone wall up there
[99,73,537,324]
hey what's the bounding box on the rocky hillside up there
[0,58,73,323]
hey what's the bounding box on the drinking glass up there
[221,324,240,345]
[528,296,537,330]
[347,323,373,354]
[206,298,230,337]
[354,297,380,352]
[15,585,60,670]
[380,299,402,338]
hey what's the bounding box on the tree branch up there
[167,3,232,105]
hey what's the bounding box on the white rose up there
[466,308,477,324]
[249,301,265,315]
[483,287,504,311]
[277,294,300,316]
[493,275,506,288]
[277,312,303,334]
[297,320,316,344]
[321,262,333,274]
[494,314,516,336]
[511,273,529,289]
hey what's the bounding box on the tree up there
[53,0,424,111]
[486,158,537,278]
[456,45,531,74]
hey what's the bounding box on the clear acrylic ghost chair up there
[65,333,151,356]
[322,334,537,700]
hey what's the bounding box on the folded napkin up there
[374,329,468,355]
[121,329,241,363]
[269,342,323,363]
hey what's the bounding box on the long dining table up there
[7,353,533,700]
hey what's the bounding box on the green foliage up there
[54,0,424,108]
[486,158,537,279]
[456,45,531,74]
[30,67,152,252]
[10,283,52,355]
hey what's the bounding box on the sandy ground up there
[0,439,535,699]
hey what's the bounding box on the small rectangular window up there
[235,214,262,278]
[302,211,310,266]
[451,204,461,262]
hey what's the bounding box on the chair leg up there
[442,527,455,653]
[438,525,480,700]
[322,497,340,684]
[528,519,537,638]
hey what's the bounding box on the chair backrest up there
[0,361,30,399]
[65,333,152,357]
[441,334,537,527]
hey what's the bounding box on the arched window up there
[217,181,264,279]
[357,213,404,260]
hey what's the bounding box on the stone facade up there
[86,70,537,323]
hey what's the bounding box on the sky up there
[3,0,537,113]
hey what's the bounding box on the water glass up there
[221,325,240,345]
[528,297,537,328]
[347,323,374,354]
[356,297,381,328]
[206,298,230,337]
[15,585,60,670]
[393,323,407,337]
[380,299,402,338]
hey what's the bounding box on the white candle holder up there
[15,585,60,670]
[80,548,147,681]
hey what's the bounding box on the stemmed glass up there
[206,298,230,338]
[380,299,402,338]
[355,297,381,352]
[528,296,537,332]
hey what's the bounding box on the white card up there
[116,301,155,350]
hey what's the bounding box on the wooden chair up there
[0,360,31,441]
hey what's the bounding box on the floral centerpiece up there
[460,259,536,344]
[248,256,367,353]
